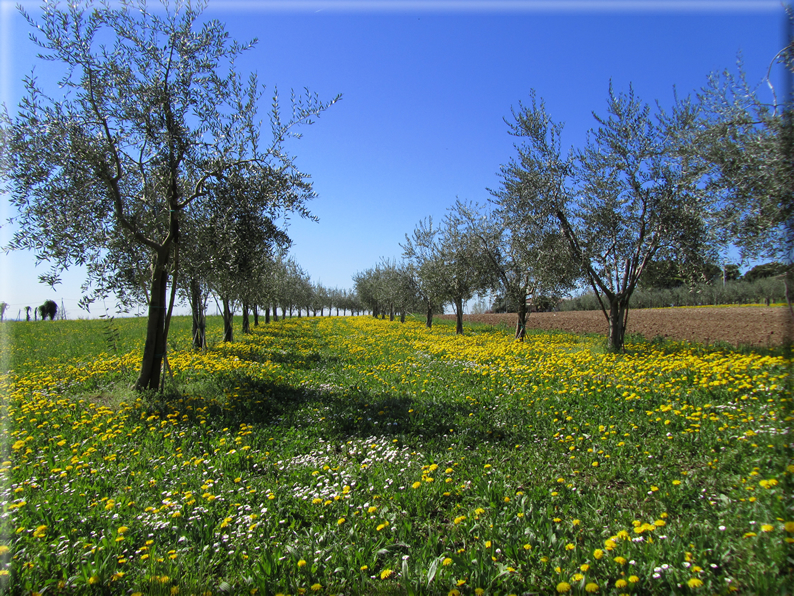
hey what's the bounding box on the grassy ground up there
[0,315,791,595]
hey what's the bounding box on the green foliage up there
[743,262,789,283]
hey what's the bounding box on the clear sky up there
[0,0,788,319]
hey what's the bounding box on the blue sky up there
[0,0,787,318]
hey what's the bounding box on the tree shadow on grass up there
[263,350,342,370]
[145,371,527,449]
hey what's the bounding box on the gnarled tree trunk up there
[135,250,169,390]
[454,297,464,335]
[515,295,528,341]
[189,278,206,350]
[607,296,630,352]
[222,298,234,343]
[242,301,250,334]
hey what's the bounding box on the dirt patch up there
[440,306,792,348]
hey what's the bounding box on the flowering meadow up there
[1,315,791,595]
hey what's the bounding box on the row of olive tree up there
[191,250,364,348]
[357,84,712,349]
[0,0,340,390]
[357,51,790,351]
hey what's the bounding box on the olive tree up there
[434,208,495,335]
[501,88,712,351]
[401,217,448,329]
[1,0,338,389]
[452,199,579,340]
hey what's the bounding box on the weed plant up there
[0,316,791,595]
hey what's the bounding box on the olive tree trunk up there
[515,296,528,341]
[242,301,250,334]
[189,278,206,350]
[222,298,234,343]
[608,296,630,352]
[454,297,464,335]
[135,251,169,390]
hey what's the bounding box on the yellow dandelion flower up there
[556,582,572,593]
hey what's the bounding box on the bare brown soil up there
[439,306,792,347]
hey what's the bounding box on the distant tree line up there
[561,268,786,311]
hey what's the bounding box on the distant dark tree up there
[638,260,685,290]
[533,295,559,312]
[490,294,509,313]
[25,306,31,322]
[38,300,58,321]
[0,302,7,322]
[743,262,788,283]
[723,264,742,284]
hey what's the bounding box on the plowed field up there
[441,306,792,347]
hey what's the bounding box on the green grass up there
[1,315,791,595]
